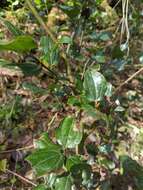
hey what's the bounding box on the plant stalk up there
[25,0,73,83]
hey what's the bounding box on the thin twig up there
[25,0,73,82]
[6,169,37,187]
[81,58,90,80]
[0,145,34,154]
[114,67,143,93]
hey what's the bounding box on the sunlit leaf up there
[56,117,82,149]
[27,149,64,176]
[0,35,37,53]
[83,69,108,101]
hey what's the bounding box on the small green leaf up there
[1,18,24,36]
[34,184,48,190]
[0,159,7,172]
[83,69,108,101]
[45,173,57,189]
[59,36,72,44]
[66,155,84,171]
[59,4,81,18]
[92,51,106,63]
[22,82,47,95]
[105,82,113,97]
[40,36,59,66]
[56,117,82,149]
[67,96,80,106]
[0,35,37,53]
[55,176,73,190]
[139,54,143,64]
[27,149,64,176]
[34,133,61,150]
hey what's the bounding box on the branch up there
[6,169,37,187]
[114,67,143,93]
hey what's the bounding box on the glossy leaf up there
[27,149,64,176]
[55,176,73,190]
[0,35,37,53]
[83,69,108,101]
[56,117,82,149]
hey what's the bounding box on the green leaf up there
[59,36,72,44]
[82,106,109,127]
[112,46,124,59]
[0,159,7,172]
[44,173,57,189]
[27,149,64,176]
[34,184,48,190]
[22,82,47,95]
[105,82,113,97]
[70,163,91,185]
[66,155,84,171]
[1,18,24,36]
[34,133,61,150]
[83,69,108,101]
[59,4,81,18]
[92,51,106,63]
[139,54,143,64]
[0,35,37,53]
[40,36,59,66]
[55,176,73,190]
[56,117,82,149]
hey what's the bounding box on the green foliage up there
[40,36,59,67]
[27,148,64,176]
[55,176,73,190]
[1,18,24,36]
[83,69,112,102]
[0,35,37,53]
[56,117,82,149]
[0,0,143,189]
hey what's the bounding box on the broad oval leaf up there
[56,117,82,149]
[83,69,108,101]
[26,149,64,176]
[55,176,73,190]
[0,35,37,53]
